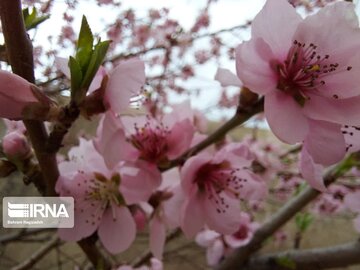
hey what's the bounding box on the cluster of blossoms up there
[54,53,267,260]
[236,0,360,191]
[3,0,360,268]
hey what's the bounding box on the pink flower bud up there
[2,131,31,160]
[0,70,38,120]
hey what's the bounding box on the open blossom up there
[0,71,39,120]
[236,0,360,167]
[180,143,266,237]
[56,57,145,114]
[56,138,161,254]
[95,102,195,168]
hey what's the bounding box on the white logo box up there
[3,197,74,228]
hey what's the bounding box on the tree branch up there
[242,240,360,270]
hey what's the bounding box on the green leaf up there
[333,153,359,178]
[295,212,313,232]
[81,40,110,90]
[23,7,50,30]
[294,182,307,196]
[76,16,94,72]
[275,256,296,270]
[69,56,83,102]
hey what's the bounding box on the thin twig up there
[11,234,60,270]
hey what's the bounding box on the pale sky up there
[32,0,266,120]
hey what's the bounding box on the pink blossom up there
[56,139,161,254]
[180,143,266,237]
[223,212,259,248]
[236,0,360,167]
[0,70,38,120]
[96,105,195,167]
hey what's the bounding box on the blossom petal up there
[232,170,267,201]
[181,192,205,238]
[206,239,225,266]
[0,71,37,119]
[180,153,212,194]
[57,175,104,241]
[162,184,184,229]
[150,216,166,259]
[195,230,221,247]
[215,68,242,87]
[251,0,301,59]
[55,57,71,78]
[88,66,107,94]
[166,119,194,159]
[95,112,135,168]
[203,194,241,235]
[265,91,309,144]
[294,2,360,57]
[105,58,145,114]
[120,161,162,204]
[304,120,345,166]
[98,206,136,254]
[236,38,277,95]
[304,95,360,126]
[299,147,327,192]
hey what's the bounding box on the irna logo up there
[7,202,69,218]
[3,197,74,228]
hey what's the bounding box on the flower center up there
[130,117,170,163]
[194,161,247,213]
[86,172,125,206]
[274,40,352,106]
